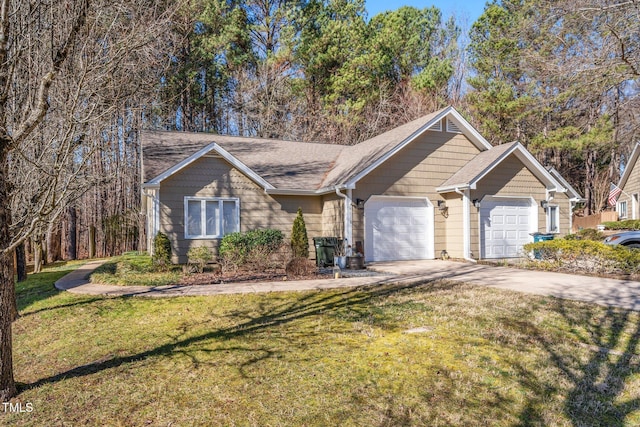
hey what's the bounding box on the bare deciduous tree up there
[0,0,177,402]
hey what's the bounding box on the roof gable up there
[320,107,493,188]
[436,142,564,193]
[619,142,640,191]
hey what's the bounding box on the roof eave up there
[146,142,218,185]
[145,141,275,191]
[547,166,583,200]
[345,107,493,188]
[509,144,563,191]
[446,108,493,151]
[619,142,640,190]
[266,185,347,196]
[436,184,471,193]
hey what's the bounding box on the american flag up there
[608,183,622,206]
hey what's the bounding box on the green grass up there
[4,262,640,426]
[90,252,181,286]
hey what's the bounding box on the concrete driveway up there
[368,260,640,311]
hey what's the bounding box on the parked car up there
[604,231,640,248]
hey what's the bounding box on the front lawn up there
[6,263,640,426]
[90,252,182,286]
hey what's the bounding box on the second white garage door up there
[480,198,536,259]
[364,196,434,262]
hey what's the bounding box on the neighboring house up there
[141,106,578,264]
[616,142,640,220]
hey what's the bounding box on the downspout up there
[335,187,353,246]
[454,187,476,263]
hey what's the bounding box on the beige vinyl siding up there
[442,193,463,258]
[557,193,571,233]
[353,131,481,258]
[159,155,322,263]
[469,154,570,255]
[352,203,364,249]
[321,194,344,237]
[470,204,479,259]
[620,161,640,219]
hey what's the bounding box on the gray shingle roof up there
[320,110,442,187]
[141,107,448,191]
[141,131,346,189]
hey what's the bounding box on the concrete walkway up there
[54,260,401,298]
[55,259,640,311]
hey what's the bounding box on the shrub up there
[291,208,309,258]
[152,232,172,271]
[563,228,605,241]
[285,257,317,277]
[601,219,640,230]
[219,229,284,271]
[187,246,214,273]
[524,239,640,275]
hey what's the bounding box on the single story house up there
[141,106,579,264]
[615,142,640,220]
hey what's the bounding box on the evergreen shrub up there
[152,232,172,271]
[291,208,309,258]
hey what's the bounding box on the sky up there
[365,0,488,26]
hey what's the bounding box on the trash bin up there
[531,232,555,243]
[530,233,554,259]
[313,237,339,267]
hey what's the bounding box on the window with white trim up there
[618,200,628,219]
[185,197,239,238]
[546,205,559,233]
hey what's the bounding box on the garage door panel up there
[481,199,533,259]
[365,197,433,262]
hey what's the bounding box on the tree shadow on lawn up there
[511,300,640,427]
[19,278,640,426]
[15,262,86,313]
[21,280,439,392]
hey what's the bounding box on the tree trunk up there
[0,251,16,402]
[0,151,17,402]
[16,243,26,283]
[33,238,43,274]
[585,149,597,215]
[66,206,77,260]
[47,224,61,263]
[89,225,96,259]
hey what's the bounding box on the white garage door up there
[364,197,434,262]
[480,198,534,259]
